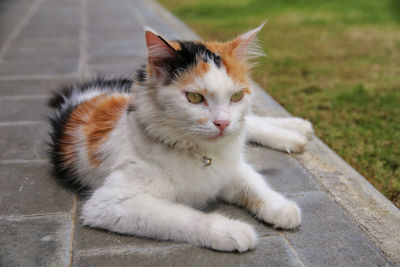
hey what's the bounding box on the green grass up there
[158,0,400,208]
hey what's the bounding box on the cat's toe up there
[283,133,308,153]
[209,215,258,252]
[289,118,314,138]
[275,201,301,229]
[261,200,301,229]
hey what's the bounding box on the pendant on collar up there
[202,155,212,167]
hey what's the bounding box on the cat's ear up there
[145,29,176,77]
[230,22,266,59]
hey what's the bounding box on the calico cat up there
[48,23,313,252]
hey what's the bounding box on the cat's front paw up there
[287,118,314,138]
[259,199,301,229]
[208,215,258,252]
[281,132,308,153]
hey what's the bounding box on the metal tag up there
[202,155,212,167]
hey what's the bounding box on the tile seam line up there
[77,0,88,79]
[0,159,48,164]
[0,74,76,81]
[280,232,306,267]
[122,0,146,26]
[0,212,70,221]
[0,121,47,126]
[69,196,77,267]
[0,0,46,61]
[69,0,88,264]
[75,244,189,258]
[0,94,50,100]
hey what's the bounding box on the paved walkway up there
[0,0,398,266]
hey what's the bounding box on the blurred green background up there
[158,0,400,208]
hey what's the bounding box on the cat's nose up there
[213,119,230,133]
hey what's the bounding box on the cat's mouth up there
[208,131,225,140]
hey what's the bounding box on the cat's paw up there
[285,118,314,138]
[208,215,258,252]
[259,199,301,229]
[280,131,308,153]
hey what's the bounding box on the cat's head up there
[135,23,265,151]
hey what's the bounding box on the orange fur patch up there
[244,87,252,94]
[177,60,211,86]
[61,94,132,166]
[198,88,208,96]
[204,41,250,87]
[168,41,181,51]
[197,117,209,124]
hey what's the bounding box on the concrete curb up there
[255,84,400,264]
[147,0,400,263]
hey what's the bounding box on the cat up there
[48,23,313,252]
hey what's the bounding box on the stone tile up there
[245,146,320,195]
[87,8,142,41]
[0,162,74,216]
[21,0,80,36]
[88,48,145,66]
[86,0,145,47]
[4,38,79,61]
[86,0,140,25]
[0,59,78,76]
[18,23,80,40]
[0,0,34,47]
[0,97,50,122]
[84,0,147,73]
[87,36,145,67]
[0,214,72,267]
[0,79,71,97]
[20,12,80,40]
[0,123,49,161]
[0,0,80,77]
[87,62,144,77]
[285,192,390,266]
[74,236,301,267]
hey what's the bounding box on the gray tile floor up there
[0,0,393,266]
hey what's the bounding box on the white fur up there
[246,115,312,153]
[66,40,313,252]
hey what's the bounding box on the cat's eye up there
[230,90,244,102]
[186,92,204,104]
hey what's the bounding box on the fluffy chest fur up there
[104,113,245,207]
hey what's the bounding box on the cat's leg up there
[219,163,301,229]
[255,116,314,138]
[245,114,309,153]
[81,171,257,252]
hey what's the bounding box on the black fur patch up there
[135,65,147,82]
[48,77,134,109]
[47,104,86,192]
[176,41,221,68]
[153,41,221,85]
